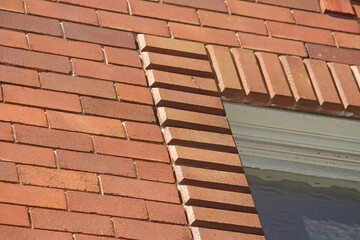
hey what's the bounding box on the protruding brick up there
[351,66,360,88]
[0,0,24,13]
[0,28,28,49]
[333,32,360,50]
[104,46,141,68]
[192,227,266,240]
[136,161,175,183]
[0,161,18,182]
[0,203,29,227]
[146,201,187,225]
[0,122,13,141]
[258,0,319,12]
[59,0,128,13]
[0,225,72,240]
[0,64,39,87]
[152,88,224,115]
[320,0,355,15]
[0,103,47,127]
[279,56,319,111]
[115,83,153,105]
[255,52,295,108]
[231,48,269,105]
[101,175,180,203]
[125,121,163,143]
[307,44,360,65]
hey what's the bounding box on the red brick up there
[0,103,47,127]
[101,175,180,203]
[174,166,249,192]
[351,66,360,89]
[152,88,224,115]
[113,218,192,240]
[81,97,155,122]
[0,122,13,141]
[146,70,218,96]
[162,0,227,12]
[304,59,343,113]
[0,10,61,36]
[355,5,360,18]
[0,28,27,49]
[93,136,169,162]
[19,165,100,192]
[227,0,294,23]
[0,142,55,167]
[14,124,93,152]
[157,107,230,134]
[57,150,136,177]
[0,225,72,240]
[231,48,269,104]
[137,34,207,60]
[104,47,141,68]
[0,203,29,227]
[168,145,242,172]
[0,64,39,87]
[333,32,360,50]
[63,22,135,48]
[192,227,266,240]
[3,85,81,112]
[67,191,147,219]
[59,0,128,13]
[0,0,24,13]
[169,22,239,46]
[115,83,153,105]
[0,161,18,182]
[142,52,213,78]
[98,10,169,37]
[125,121,163,143]
[307,43,360,66]
[199,10,267,35]
[31,208,114,236]
[72,59,147,86]
[237,32,307,57]
[293,10,359,33]
[26,0,98,25]
[186,206,263,234]
[136,161,175,183]
[164,127,236,153]
[255,52,295,108]
[129,0,199,24]
[29,34,103,61]
[267,21,335,46]
[47,111,125,138]
[0,181,67,209]
[279,56,319,111]
[258,0,320,12]
[0,46,71,73]
[40,72,117,99]
[320,0,355,15]
[74,235,115,240]
[146,201,187,225]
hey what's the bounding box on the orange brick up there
[40,72,117,99]
[67,191,147,219]
[81,97,155,123]
[31,208,114,236]
[0,142,55,167]
[72,59,147,86]
[59,0,128,13]
[162,0,227,12]
[0,64,39,87]
[227,0,294,23]
[125,121,163,143]
[104,47,141,68]
[92,135,169,162]
[0,181,67,209]
[0,28,27,49]
[63,21,135,48]
[98,10,169,37]
[231,48,269,104]
[355,5,360,18]
[14,124,93,152]
[0,10,61,36]
[0,225,73,240]
[0,203,29,227]
[3,85,81,112]
[199,10,267,35]
[258,0,320,12]
[192,227,266,240]
[0,161,18,182]
[28,34,103,61]
[101,175,180,203]
[136,161,175,183]
[169,22,239,46]
[47,111,125,138]
[26,0,98,25]
[19,165,100,192]
[0,122,13,141]
[57,150,136,177]
[0,103,47,127]
[293,10,359,33]
[333,32,360,50]
[320,0,355,15]
[0,0,24,13]
[115,83,153,105]
[146,201,187,225]
[73,235,114,240]
[0,46,71,73]
[351,66,360,89]
[113,218,192,240]
[152,88,224,115]
[129,0,199,24]
[237,32,307,57]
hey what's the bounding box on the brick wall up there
[0,0,359,239]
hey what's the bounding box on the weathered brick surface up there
[0,122,13,142]
[59,0,128,13]
[0,225,73,240]
[115,83,153,105]
[0,65,39,87]
[333,32,360,50]
[0,203,29,226]
[307,44,360,65]
[104,46,142,68]
[124,121,163,143]
[0,28,28,49]
[146,201,187,224]
[136,161,175,183]
[258,0,319,11]
[162,0,227,12]
[0,161,18,183]
[0,102,47,127]
[0,0,24,13]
